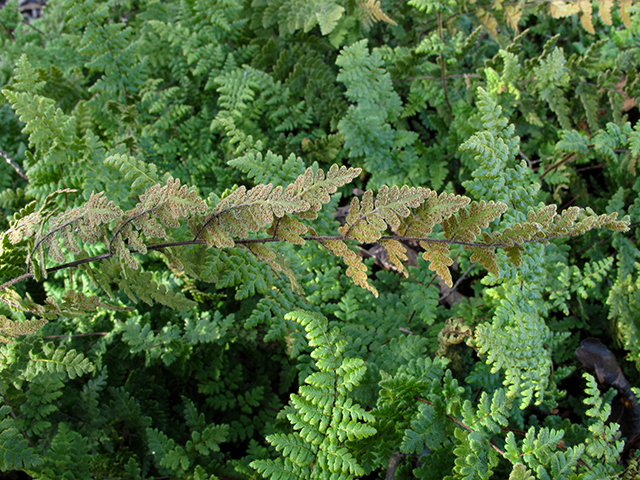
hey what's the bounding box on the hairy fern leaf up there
[193,164,359,248]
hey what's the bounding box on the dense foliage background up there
[1,0,640,478]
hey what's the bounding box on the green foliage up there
[251,310,376,480]
[0,0,639,478]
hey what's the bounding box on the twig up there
[519,151,533,169]
[538,146,595,180]
[394,73,482,82]
[0,17,14,40]
[0,272,34,294]
[385,452,406,480]
[22,18,50,40]
[0,147,28,181]
[575,163,604,173]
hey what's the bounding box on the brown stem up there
[539,152,578,180]
[0,231,606,294]
[43,332,109,339]
[394,73,482,82]
[0,272,34,294]
[30,215,86,266]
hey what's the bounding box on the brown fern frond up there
[549,0,629,32]
[247,243,302,294]
[443,200,508,243]
[322,239,378,297]
[0,315,47,343]
[339,186,430,243]
[420,241,454,287]
[400,191,470,238]
[381,239,408,277]
[358,0,397,29]
[195,164,360,247]
[599,0,614,24]
[469,247,499,278]
[267,216,308,245]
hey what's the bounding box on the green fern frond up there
[24,342,94,380]
[104,153,162,190]
[251,310,376,480]
[0,406,41,470]
[228,151,305,187]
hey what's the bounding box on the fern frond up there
[194,164,360,248]
[339,186,429,243]
[118,263,197,310]
[322,239,377,297]
[381,239,409,277]
[252,310,376,479]
[33,191,123,274]
[112,177,206,268]
[104,153,162,190]
[0,316,47,344]
[443,200,508,243]
[357,0,397,29]
[420,241,454,287]
[0,406,40,470]
[24,342,94,380]
[400,190,470,238]
[228,151,305,187]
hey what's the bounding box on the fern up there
[0,406,40,470]
[251,310,376,480]
[24,342,94,380]
[0,1,638,478]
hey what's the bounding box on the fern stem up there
[46,253,112,274]
[0,272,34,293]
[109,205,162,254]
[394,73,482,83]
[29,215,87,267]
[539,152,580,180]
[43,332,109,339]
[1,231,586,294]
[438,262,474,302]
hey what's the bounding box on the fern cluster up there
[0,0,639,478]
